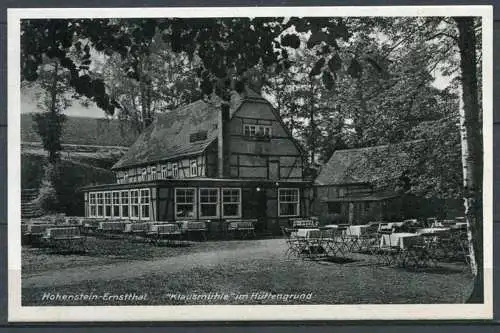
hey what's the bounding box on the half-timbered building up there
[81,88,312,234]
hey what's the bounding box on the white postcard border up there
[7,5,494,322]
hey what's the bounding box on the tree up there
[23,58,71,213]
[101,32,201,131]
[454,16,483,303]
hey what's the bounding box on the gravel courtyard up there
[22,237,474,305]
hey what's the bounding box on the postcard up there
[8,5,493,321]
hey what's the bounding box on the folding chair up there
[403,235,437,268]
[377,230,402,266]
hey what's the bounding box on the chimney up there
[218,102,230,178]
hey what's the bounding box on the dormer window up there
[189,130,208,142]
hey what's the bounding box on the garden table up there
[292,219,318,229]
[416,227,450,234]
[295,228,321,239]
[380,232,420,250]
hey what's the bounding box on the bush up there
[32,164,59,214]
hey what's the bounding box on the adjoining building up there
[81,88,312,234]
[313,144,464,224]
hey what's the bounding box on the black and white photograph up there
[7,6,493,321]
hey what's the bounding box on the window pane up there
[176,204,195,218]
[200,204,217,217]
[223,204,239,217]
[280,203,297,216]
[141,205,150,218]
[279,189,299,216]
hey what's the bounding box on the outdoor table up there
[378,222,404,232]
[416,227,450,234]
[380,232,420,249]
[344,225,371,237]
[41,227,85,252]
[295,228,321,239]
[322,224,339,229]
[292,219,318,229]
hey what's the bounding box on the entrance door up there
[243,188,268,233]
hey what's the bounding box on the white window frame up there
[120,190,130,218]
[278,188,300,217]
[244,124,271,137]
[199,188,219,218]
[112,191,121,217]
[96,192,104,217]
[130,189,140,219]
[174,187,197,219]
[150,166,156,180]
[104,192,112,217]
[89,192,97,217]
[190,160,198,177]
[161,165,168,179]
[172,163,178,178]
[222,188,242,218]
[140,188,151,220]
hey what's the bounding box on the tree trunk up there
[309,80,316,165]
[48,61,59,164]
[455,17,483,303]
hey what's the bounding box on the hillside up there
[22,152,115,216]
[21,113,140,147]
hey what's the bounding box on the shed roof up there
[315,144,413,186]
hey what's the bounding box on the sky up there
[21,71,452,119]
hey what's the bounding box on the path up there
[23,239,286,288]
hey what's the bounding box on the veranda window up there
[89,193,96,217]
[130,190,139,218]
[97,192,104,217]
[112,191,120,217]
[222,188,241,218]
[140,189,151,220]
[175,188,196,218]
[104,192,112,217]
[121,190,129,218]
[199,188,219,218]
[278,188,300,217]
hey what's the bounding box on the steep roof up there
[112,100,219,170]
[315,144,412,186]
[112,87,303,170]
